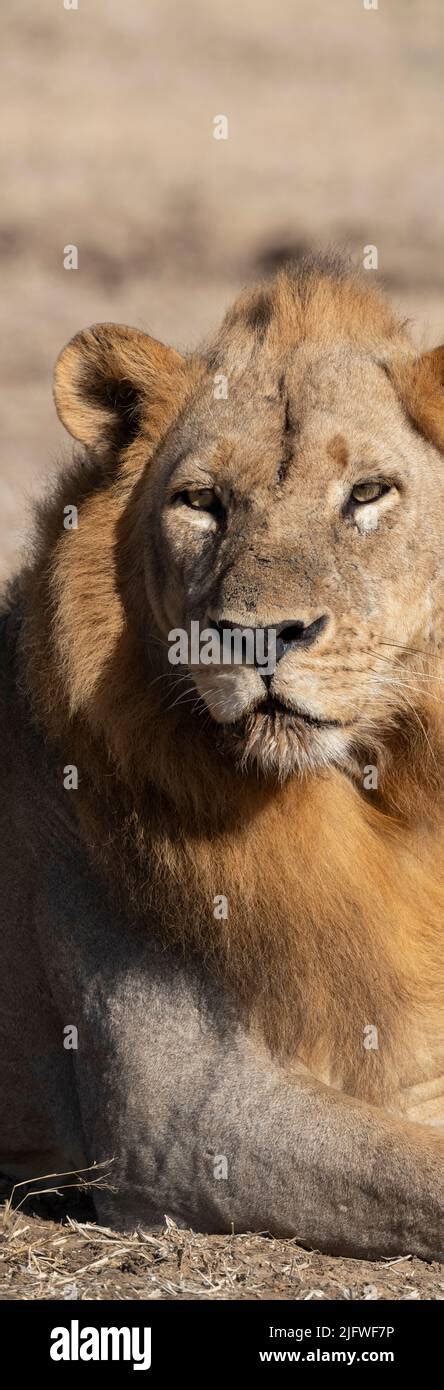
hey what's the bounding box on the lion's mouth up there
[225,692,353,779]
[255,694,345,730]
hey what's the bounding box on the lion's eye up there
[351,481,389,505]
[185,488,217,510]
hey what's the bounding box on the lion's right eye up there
[172,487,225,522]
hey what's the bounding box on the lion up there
[0,253,443,1259]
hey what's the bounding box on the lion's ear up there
[53,323,189,451]
[388,344,444,452]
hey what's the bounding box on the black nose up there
[273,616,329,662]
[208,615,329,675]
[255,616,329,685]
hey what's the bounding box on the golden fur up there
[13,256,444,1116]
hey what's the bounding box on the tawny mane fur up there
[10,255,444,1108]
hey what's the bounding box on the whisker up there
[145,632,172,652]
[370,677,439,769]
[377,641,444,663]
[356,650,444,686]
[370,681,439,711]
[146,671,191,695]
[165,686,199,714]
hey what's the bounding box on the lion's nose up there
[273,615,329,662]
[209,615,329,671]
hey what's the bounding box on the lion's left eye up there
[351,480,390,504]
[185,488,217,510]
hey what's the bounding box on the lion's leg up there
[36,866,443,1260]
[89,1025,443,1260]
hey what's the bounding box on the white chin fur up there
[193,671,351,780]
[237,716,351,780]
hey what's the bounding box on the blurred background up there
[1,0,443,579]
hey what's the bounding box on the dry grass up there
[1,1206,443,1302]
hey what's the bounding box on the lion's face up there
[53,263,444,781]
[144,341,441,778]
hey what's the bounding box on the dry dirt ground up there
[1,1207,443,1302]
[1,0,443,1300]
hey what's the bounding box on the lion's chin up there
[223,709,351,781]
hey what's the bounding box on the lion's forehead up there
[167,343,411,492]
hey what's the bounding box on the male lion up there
[1,255,443,1259]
